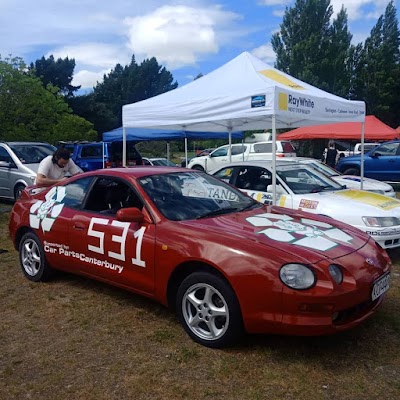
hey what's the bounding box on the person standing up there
[324,140,339,168]
[36,148,82,187]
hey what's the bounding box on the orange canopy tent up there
[279,115,397,141]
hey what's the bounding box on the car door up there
[205,146,229,171]
[364,142,400,180]
[0,146,14,198]
[66,176,156,295]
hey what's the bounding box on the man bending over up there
[36,148,82,187]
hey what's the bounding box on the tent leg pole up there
[272,115,277,205]
[228,127,232,163]
[360,122,365,190]
[184,137,188,167]
[123,127,127,167]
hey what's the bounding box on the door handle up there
[73,222,85,230]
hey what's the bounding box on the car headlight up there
[279,264,316,290]
[328,264,343,284]
[362,216,400,227]
[29,175,36,182]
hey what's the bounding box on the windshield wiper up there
[196,207,240,219]
[310,185,332,193]
[237,202,263,212]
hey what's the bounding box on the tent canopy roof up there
[278,115,397,141]
[122,52,365,133]
[102,127,243,142]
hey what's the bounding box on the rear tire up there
[176,272,244,348]
[19,232,53,282]
[343,167,360,176]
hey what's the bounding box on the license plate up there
[371,272,390,301]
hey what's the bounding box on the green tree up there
[271,0,356,98]
[89,55,178,129]
[29,55,80,97]
[354,1,400,127]
[0,56,96,143]
[271,0,333,88]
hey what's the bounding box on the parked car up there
[142,157,178,167]
[187,141,296,172]
[211,160,400,249]
[9,167,391,347]
[323,142,379,159]
[0,141,56,200]
[284,157,395,197]
[61,141,143,171]
[336,140,400,181]
[181,148,216,167]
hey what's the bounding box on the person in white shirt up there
[36,148,82,187]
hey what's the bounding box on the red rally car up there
[9,167,391,348]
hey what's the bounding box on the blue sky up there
[0,0,397,90]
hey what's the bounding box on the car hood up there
[309,190,400,215]
[24,163,40,173]
[333,176,393,191]
[180,206,371,264]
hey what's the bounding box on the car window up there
[282,142,295,153]
[84,177,143,214]
[138,172,255,221]
[63,177,94,208]
[213,167,235,183]
[277,166,342,194]
[9,144,55,164]
[235,167,272,191]
[231,145,247,155]
[253,143,272,153]
[211,147,228,157]
[80,144,104,158]
[0,147,12,163]
[372,142,400,156]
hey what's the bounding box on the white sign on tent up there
[122,52,366,202]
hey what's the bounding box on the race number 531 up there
[88,217,146,268]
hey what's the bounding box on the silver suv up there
[0,142,56,200]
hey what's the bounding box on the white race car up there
[211,160,400,249]
[288,157,395,198]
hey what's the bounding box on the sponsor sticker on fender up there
[299,199,319,210]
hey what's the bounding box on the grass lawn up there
[0,200,399,400]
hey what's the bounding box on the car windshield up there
[9,143,56,164]
[277,165,343,194]
[301,160,341,177]
[151,159,176,166]
[138,171,260,221]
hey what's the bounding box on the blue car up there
[59,141,143,172]
[336,140,400,182]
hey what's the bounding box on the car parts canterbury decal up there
[29,186,66,232]
[246,213,353,251]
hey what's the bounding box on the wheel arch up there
[166,261,232,312]
[14,226,35,250]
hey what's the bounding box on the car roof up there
[3,141,54,146]
[82,166,187,179]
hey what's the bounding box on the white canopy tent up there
[122,52,366,202]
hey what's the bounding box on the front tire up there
[343,167,360,175]
[191,165,204,171]
[176,272,244,348]
[14,183,26,200]
[19,232,53,282]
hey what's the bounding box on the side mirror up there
[0,160,11,168]
[116,207,144,223]
[267,184,285,194]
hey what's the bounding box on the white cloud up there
[251,44,276,65]
[123,5,241,69]
[49,43,130,69]
[72,69,111,89]
[330,0,389,21]
[257,0,291,5]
